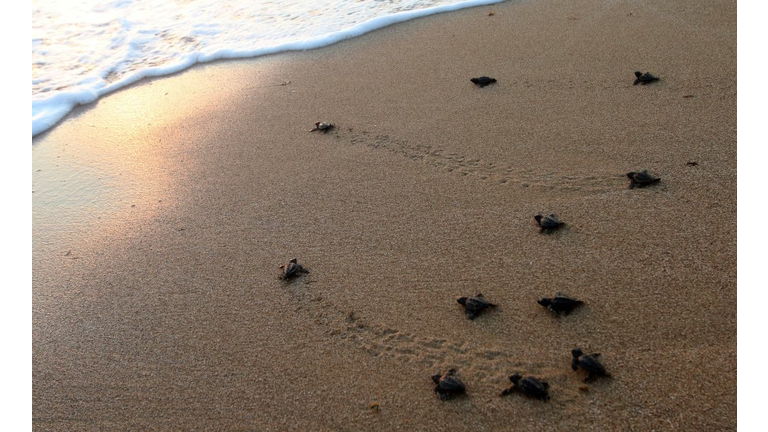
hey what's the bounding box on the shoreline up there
[33,0,736,429]
[32,0,507,138]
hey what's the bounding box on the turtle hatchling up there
[538,293,584,315]
[470,76,497,88]
[310,122,335,133]
[457,293,497,320]
[500,374,550,401]
[633,71,660,85]
[626,170,661,188]
[432,369,466,400]
[571,348,610,382]
[279,258,309,280]
[534,214,565,233]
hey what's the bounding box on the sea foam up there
[32,0,505,137]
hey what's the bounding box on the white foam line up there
[32,0,506,137]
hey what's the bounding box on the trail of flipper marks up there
[283,277,591,402]
[344,130,618,193]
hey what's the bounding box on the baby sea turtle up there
[633,71,660,85]
[571,348,610,382]
[534,214,565,233]
[457,293,497,320]
[279,258,309,280]
[432,369,466,400]
[310,122,335,133]
[500,374,550,401]
[470,76,497,88]
[626,170,661,188]
[538,293,584,315]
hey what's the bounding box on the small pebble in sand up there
[534,214,565,233]
[572,348,610,382]
[470,76,497,88]
[633,71,660,85]
[279,258,310,280]
[500,374,550,401]
[686,161,698,166]
[488,12,495,16]
[457,293,497,320]
[538,293,584,315]
[369,402,380,412]
[432,369,466,401]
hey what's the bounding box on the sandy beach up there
[32,0,736,429]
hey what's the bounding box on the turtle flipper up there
[438,392,449,401]
[466,312,477,320]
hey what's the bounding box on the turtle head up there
[431,373,442,384]
[457,297,468,305]
[626,172,637,179]
[538,298,552,307]
[289,258,298,264]
[509,374,522,384]
[447,368,457,375]
[634,71,642,78]
[534,214,543,223]
[572,348,584,358]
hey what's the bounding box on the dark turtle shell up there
[633,71,660,85]
[457,293,497,320]
[432,369,466,400]
[627,170,661,188]
[538,293,583,315]
[279,258,308,280]
[310,122,335,132]
[572,348,609,381]
[501,374,550,401]
[470,76,497,87]
[534,214,565,232]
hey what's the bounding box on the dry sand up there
[32,0,736,429]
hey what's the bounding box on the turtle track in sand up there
[341,129,618,194]
[280,277,590,401]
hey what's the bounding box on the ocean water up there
[32,0,504,137]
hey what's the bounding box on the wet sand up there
[32,0,736,429]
